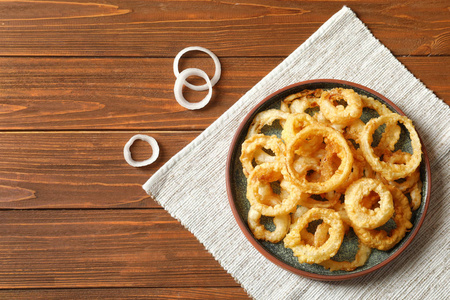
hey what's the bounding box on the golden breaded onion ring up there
[361,95,393,116]
[376,167,420,194]
[246,163,302,216]
[284,207,345,264]
[353,187,413,251]
[239,134,285,177]
[312,222,330,247]
[335,158,364,194]
[247,207,291,243]
[281,113,316,144]
[361,96,402,154]
[376,122,402,152]
[360,113,422,181]
[312,221,372,272]
[344,178,394,230]
[319,240,372,272]
[280,89,322,113]
[344,119,365,145]
[246,109,289,139]
[300,191,341,209]
[286,124,354,194]
[409,180,423,211]
[291,206,316,246]
[319,88,363,125]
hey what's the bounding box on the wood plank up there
[0,0,447,57]
[0,56,268,130]
[0,287,250,299]
[0,131,198,209]
[0,56,448,130]
[398,56,450,103]
[0,209,241,289]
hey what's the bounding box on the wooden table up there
[0,1,447,298]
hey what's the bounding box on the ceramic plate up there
[226,79,431,280]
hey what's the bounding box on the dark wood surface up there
[0,1,448,299]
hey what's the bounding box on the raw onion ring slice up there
[174,68,213,110]
[173,46,221,91]
[123,134,160,167]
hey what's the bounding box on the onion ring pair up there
[173,46,221,110]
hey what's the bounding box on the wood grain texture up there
[0,1,447,298]
[0,131,198,208]
[0,0,447,57]
[0,56,447,130]
[0,209,241,289]
[0,287,249,299]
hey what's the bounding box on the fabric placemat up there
[143,6,449,300]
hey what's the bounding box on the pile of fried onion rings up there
[240,88,422,271]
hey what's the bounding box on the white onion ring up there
[173,46,221,91]
[174,68,213,110]
[123,134,160,167]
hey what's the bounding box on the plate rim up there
[225,78,431,281]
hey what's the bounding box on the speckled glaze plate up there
[226,79,431,281]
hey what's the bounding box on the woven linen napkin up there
[143,6,449,300]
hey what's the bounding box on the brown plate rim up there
[225,79,431,281]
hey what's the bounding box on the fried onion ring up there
[319,240,372,272]
[313,222,330,247]
[409,180,423,211]
[377,168,420,194]
[247,207,290,243]
[246,163,302,216]
[360,113,422,181]
[344,178,394,230]
[284,207,345,264]
[319,88,363,125]
[353,187,413,251]
[344,119,365,145]
[246,109,289,139]
[361,95,393,116]
[300,191,341,209]
[240,134,285,177]
[286,124,353,194]
[376,122,402,153]
[281,113,316,144]
[280,89,322,113]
